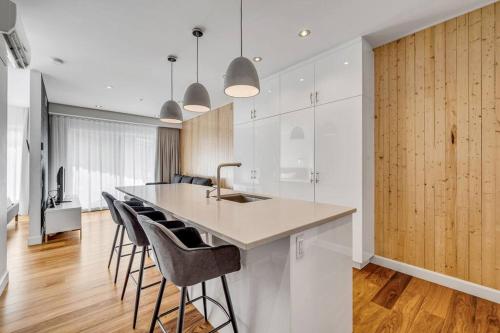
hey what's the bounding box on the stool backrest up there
[102,192,122,225]
[139,216,241,287]
[114,201,149,247]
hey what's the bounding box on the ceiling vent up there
[0,1,30,68]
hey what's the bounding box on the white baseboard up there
[27,234,43,246]
[353,252,373,269]
[0,271,9,296]
[371,255,500,304]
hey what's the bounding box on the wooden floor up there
[354,263,500,332]
[0,211,498,332]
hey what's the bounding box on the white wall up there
[28,70,43,245]
[0,41,9,295]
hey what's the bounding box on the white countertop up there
[117,184,356,250]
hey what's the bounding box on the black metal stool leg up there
[221,275,239,333]
[114,226,126,284]
[121,245,136,300]
[133,248,146,329]
[202,281,208,321]
[176,287,187,333]
[149,277,166,333]
[108,224,120,268]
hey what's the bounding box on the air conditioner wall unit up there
[0,0,30,68]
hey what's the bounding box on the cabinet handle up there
[315,172,319,183]
[315,91,319,104]
[254,109,257,119]
[310,92,313,105]
[310,171,314,183]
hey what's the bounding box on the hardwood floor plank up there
[441,291,477,333]
[372,272,412,309]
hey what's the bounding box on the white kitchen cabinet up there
[279,108,315,201]
[233,97,254,125]
[232,37,374,268]
[233,122,254,192]
[254,75,280,120]
[280,62,315,113]
[315,41,362,105]
[314,97,362,208]
[253,116,280,196]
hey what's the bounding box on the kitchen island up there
[117,183,355,333]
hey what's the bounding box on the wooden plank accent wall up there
[374,3,500,289]
[180,103,234,188]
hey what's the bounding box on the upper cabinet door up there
[233,97,254,125]
[279,108,315,201]
[233,122,254,192]
[280,62,315,113]
[254,76,280,120]
[314,97,362,207]
[253,116,280,197]
[314,41,362,105]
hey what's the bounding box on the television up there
[56,166,65,204]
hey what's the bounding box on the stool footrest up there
[157,294,231,333]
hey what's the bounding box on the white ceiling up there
[15,0,493,120]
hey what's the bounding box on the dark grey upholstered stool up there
[139,216,241,333]
[102,192,157,284]
[114,201,186,329]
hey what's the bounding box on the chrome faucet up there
[207,162,242,201]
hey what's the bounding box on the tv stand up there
[44,195,82,242]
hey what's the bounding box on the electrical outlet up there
[296,235,304,259]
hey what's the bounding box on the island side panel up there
[192,235,291,333]
[290,215,353,333]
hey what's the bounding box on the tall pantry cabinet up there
[233,38,374,267]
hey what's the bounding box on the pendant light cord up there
[196,36,199,83]
[240,0,243,56]
[170,61,173,100]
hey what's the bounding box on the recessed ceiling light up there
[298,29,311,38]
[106,85,113,89]
[299,78,304,82]
[344,61,349,65]
[95,105,103,108]
[253,57,262,62]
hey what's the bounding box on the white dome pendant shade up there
[160,55,183,124]
[183,28,211,112]
[224,0,260,98]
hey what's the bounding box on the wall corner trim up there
[0,271,9,296]
[371,255,500,304]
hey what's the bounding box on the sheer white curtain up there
[7,106,29,214]
[49,115,157,211]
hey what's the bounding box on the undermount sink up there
[218,193,271,203]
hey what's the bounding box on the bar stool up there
[114,201,186,328]
[102,191,155,283]
[138,216,241,333]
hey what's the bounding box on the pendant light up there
[183,28,211,112]
[224,0,260,98]
[160,55,183,123]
